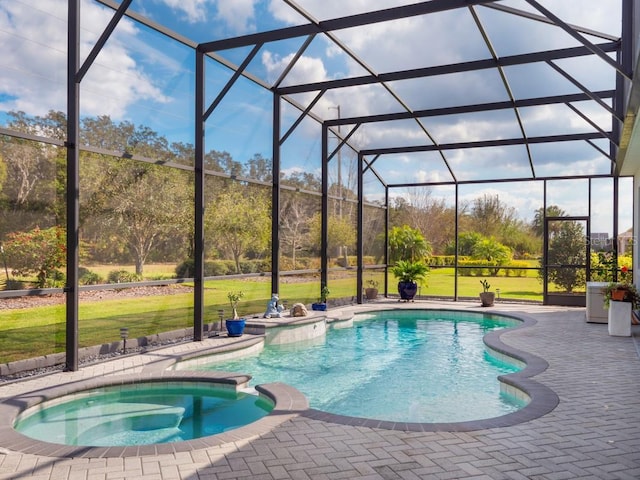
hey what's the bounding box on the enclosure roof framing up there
[275,43,620,95]
[198,1,501,53]
[192,0,630,185]
[88,0,633,184]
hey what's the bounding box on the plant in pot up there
[225,291,246,337]
[390,260,428,302]
[312,286,330,311]
[479,279,495,307]
[602,281,640,309]
[365,279,379,300]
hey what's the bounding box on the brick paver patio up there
[0,301,639,479]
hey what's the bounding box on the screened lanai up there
[1,0,639,372]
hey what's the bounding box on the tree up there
[205,182,271,273]
[446,231,484,256]
[389,196,413,228]
[531,205,567,237]
[544,220,586,292]
[388,225,432,263]
[0,152,7,202]
[77,116,194,271]
[0,112,58,212]
[81,156,191,275]
[307,212,357,264]
[469,194,518,238]
[404,188,456,255]
[500,219,541,258]
[280,190,313,269]
[472,237,512,276]
[246,153,272,182]
[3,226,66,287]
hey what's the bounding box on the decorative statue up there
[263,293,285,318]
[290,303,308,317]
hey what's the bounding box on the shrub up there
[176,259,257,277]
[504,261,530,277]
[3,226,66,288]
[206,261,227,276]
[43,270,65,288]
[147,273,176,280]
[107,270,141,283]
[175,259,194,278]
[3,279,25,290]
[78,267,103,285]
[280,257,319,271]
[256,259,272,272]
[430,255,458,266]
[457,259,490,277]
[239,259,271,274]
[239,260,256,274]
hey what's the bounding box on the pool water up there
[14,383,273,446]
[192,310,526,423]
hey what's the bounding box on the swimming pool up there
[180,309,528,423]
[13,381,274,446]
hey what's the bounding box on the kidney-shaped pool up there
[177,309,531,424]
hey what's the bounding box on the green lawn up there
[1,266,547,364]
[425,267,544,301]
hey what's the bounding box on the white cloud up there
[215,0,257,33]
[161,0,209,23]
[0,0,169,120]
[159,0,257,31]
[263,51,328,85]
[281,165,305,177]
[267,0,304,25]
[503,0,621,37]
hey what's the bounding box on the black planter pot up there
[398,281,418,301]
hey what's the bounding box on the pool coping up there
[0,305,560,457]
[0,371,308,458]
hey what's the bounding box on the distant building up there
[590,232,613,251]
[618,230,634,255]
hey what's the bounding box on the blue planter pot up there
[311,302,327,311]
[225,319,246,337]
[398,281,418,301]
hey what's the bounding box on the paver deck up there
[1,301,639,479]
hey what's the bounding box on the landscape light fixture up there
[211,309,224,337]
[120,327,129,353]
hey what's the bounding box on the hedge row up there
[455,259,531,277]
[174,255,379,278]
[428,257,532,277]
[174,259,271,277]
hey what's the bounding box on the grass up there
[425,268,544,301]
[1,263,550,364]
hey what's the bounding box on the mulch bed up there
[0,285,193,310]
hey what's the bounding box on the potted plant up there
[479,279,495,307]
[602,282,640,309]
[312,285,330,311]
[225,291,246,336]
[365,279,379,300]
[390,260,429,301]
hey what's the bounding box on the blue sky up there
[0,0,630,231]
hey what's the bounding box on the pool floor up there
[186,310,527,423]
[14,383,274,446]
